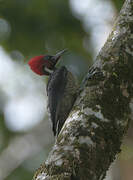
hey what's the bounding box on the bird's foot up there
[87,67,104,81]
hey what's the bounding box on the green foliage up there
[111,0,124,11]
[5,166,33,180]
[0,0,88,57]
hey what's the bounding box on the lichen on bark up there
[33,0,133,179]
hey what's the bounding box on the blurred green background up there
[1,0,133,180]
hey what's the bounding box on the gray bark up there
[33,0,133,179]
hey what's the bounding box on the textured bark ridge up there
[33,0,133,179]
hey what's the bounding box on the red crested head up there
[28,49,67,76]
[28,55,52,75]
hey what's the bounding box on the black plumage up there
[47,66,78,136]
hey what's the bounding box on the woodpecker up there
[28,49,78,136]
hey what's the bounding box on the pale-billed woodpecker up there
[28,49,78,136]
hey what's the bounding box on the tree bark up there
[33,0,133,179]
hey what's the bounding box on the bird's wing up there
[47,66,68,136]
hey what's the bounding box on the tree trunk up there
[33,0,133,179]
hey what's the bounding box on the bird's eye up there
[44,55,52,61]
